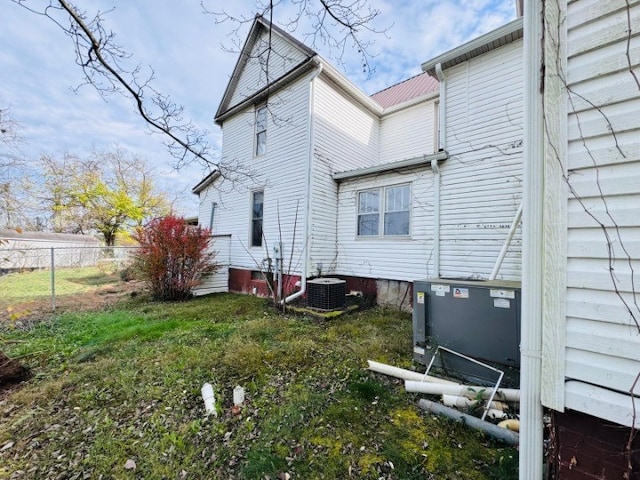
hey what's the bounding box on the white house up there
[194,16,525,308]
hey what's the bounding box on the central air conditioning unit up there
[307,278,346,311]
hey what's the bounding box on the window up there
[357,189,380,236]
[357,184,410,237]
[208,202,217,231]
[384,185,410,235]
[251,190,264,247]
[255,106,267,156]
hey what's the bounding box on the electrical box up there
[307,278,346,311]
[413,278,521,385]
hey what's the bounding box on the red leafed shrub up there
[134,215,217,301]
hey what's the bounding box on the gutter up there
[283,60,324,304]
[333,151,448,182]
[519,1,544,478]
[431,62,447,277]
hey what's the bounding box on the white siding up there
[545,0,640,427]
[335,167,435,281]
[198,74,312,276]
[439,39,524,280]
[193,235,231,295]
[379,100,437,164]
[229,29,309,108]
[310,76,380,274]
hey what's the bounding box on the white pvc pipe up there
[520,0,545,477]
[284,61,323,304]
[431,158,441,277]
[489,201,523,280]
[441,394,509,412]
[367,360,457,384]
[405,380,520,403]
[201,383,217,416]
[418,399,519,445]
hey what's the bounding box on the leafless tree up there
[11,0,386,182]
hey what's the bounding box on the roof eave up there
[192,170,221,194]
[333,151,449,182]
[421,17,524,76]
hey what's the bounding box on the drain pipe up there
[520,0,544,477]
[489,201,523,280]
[432,62,446,278]
[283,60,323,304]
[431,157,441,278]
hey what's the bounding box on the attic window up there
[255,105,267,156]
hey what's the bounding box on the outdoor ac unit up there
[307,278,346,311]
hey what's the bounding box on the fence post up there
[50,247,56,312]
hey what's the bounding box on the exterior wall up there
[199,73,312,277]
[545,0,640,429]
[439,38,524,280]
[379,99,437,164]
[192,234,231,296]
[335,166,435,281]
[229,29,309,107]
[309,75,380,276]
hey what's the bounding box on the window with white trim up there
[357,184,410,237]
[255,106,267,156]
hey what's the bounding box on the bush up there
[133,215,217,301]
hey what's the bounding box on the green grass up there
[0,266,120,302]
[0,294,518,479]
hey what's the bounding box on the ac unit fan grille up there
[307,278,346,311]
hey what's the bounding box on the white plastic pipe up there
[201,382,217,416]
[490,201,523,280]
[233,385,245,406]
[405,380,520,403]
[367,360,457,384]
[418,399,519,445]
[442,394,508,412]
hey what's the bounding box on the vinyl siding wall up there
[335,167,435,281]
[554,0,640,427]
[309,75,380,275]
[198,74,312,275]
[379,100,437,164]
[439,39,524,280]
[229,29,309,107]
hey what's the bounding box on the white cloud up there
[1,0,517,216]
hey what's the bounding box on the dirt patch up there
[0,280,147,327]
[0,351,31,398]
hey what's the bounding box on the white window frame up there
[357,183,411,238]
[255,105,267,157]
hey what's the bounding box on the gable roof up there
[214,15,317,123]
[421,17,523,76]
[370,72,439,109]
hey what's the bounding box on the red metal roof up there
[370,72,439,109]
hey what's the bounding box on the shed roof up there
[370,72,439,109]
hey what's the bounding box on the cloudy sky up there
[1,0,517,215]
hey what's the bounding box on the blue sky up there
[1,0,516,215]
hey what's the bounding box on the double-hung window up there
[255,106,267,156]
[357,184,410,237]
[251,190,264,247]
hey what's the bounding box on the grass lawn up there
[0,294,518,479]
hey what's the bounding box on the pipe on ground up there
[406,380,520,403]
[418,398,519,445]
[367,360,457,384]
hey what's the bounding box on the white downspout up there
[432,62,446,278]
[520,0,544,478]
[283,61,323,304]
[431,157,441,278]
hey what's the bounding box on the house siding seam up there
[559,0,640,426]
[439,38,524,281]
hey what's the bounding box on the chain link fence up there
[0,245,139,312]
